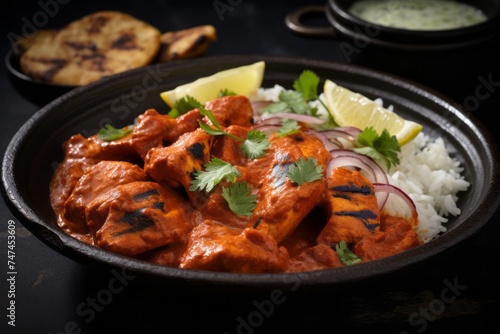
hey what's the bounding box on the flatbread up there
[20,11,161,86]
[157,25,216,62]
[14,29,58,54]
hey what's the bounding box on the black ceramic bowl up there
[285,0,500,98]
[2,55,499,289]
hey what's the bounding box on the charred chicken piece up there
[50,130,139,214]
[145,128,213,197]
[317,167,380,246]
[249,132,331,243]
[86,181,193,256]
[59,161,147,239]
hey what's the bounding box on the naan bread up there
[157,25,217,62]
[20,11,161,86]
[15,29,58,54]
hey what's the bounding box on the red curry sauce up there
[49,95,421,273]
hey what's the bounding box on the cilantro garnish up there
[189,158,256,216]
[221,181,257,216]
[168,95,202,118]
[335,240,362,266]
[98,124,132,141]
[241,129,270,159]
[293,69,320,101]
[218,89,237,97]
[198,107,241,139]
[262,70,338,128]
[354,127,401,170]
[199,107,269,159]
[277,119,301,137]
[280,90,318,115]
[189,158,240,193]
[263,85,318,116]
[287,157,323,186]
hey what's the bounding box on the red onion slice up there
[319,129,357,142]
[326,150,390,208]
[251,101,273,118]
[374,183,419,227]
[253,117,283,126]
[258,113,326,125]
[305,130,341,151]
[252,124,281,135]
[334,126,362,138]
[327,150,388,183]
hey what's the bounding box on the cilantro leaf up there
[335,240,362,266]
[189,158,240,193]
[222,181,256,216]
[277,119,301,137]
[218,89,237,97]
[287,157,323,186]
[261,101,289,114]
[199,108,269,159]
[198,107,243,141]
[293,69,320,101]
[241,129,269,159]
[98,124,133,141]
[279,90,317,115]
[198,120,228,137]
[354,127,401,170]
[168,95,202,118]
[261,69,337,125]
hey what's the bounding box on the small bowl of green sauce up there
[348,0,488,31]
[286,0,500,98]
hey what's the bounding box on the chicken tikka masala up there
[50,94,421,273]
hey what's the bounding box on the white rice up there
[385,132,470,242]
[253,86,470,243]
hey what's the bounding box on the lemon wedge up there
[160,61,265,107]
[323,79,423,145]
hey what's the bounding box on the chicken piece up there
[132,107,205,152]
[86,181,193,256]
[131,108,177,159]
[204,95,254,128]
[210,125,250,166]
[353,214,421,261]
[249,132,331,243]
[86,130,139,161]
[287,243,344,272]
[317,167,380,246]
[163,109,202,143]
[50,131,139,214]
[145,128,213,195]
[179,220,289,273]
[61,161,147,237]
[146,242,187,268]
[195,177,255,230]
[50,157,97,216]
